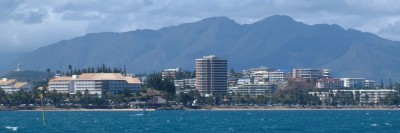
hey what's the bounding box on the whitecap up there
[365,113,370,115]
[371,124,378,127]
[385,123,391,126]
[5,126,18,131]
[129,113,144,117]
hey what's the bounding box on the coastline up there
[2,105,400,111]
[206,106,400,111]
[15,108,156,112]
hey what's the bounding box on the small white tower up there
[16,64,21,71]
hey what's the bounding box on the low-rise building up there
[315,78,344,89]
[48,73,141,97]
[162,68,181,79]
[231,83,276,96]
[0,78,33,94]
[365,80,375,88]
[293,69,330,79]
[174,78,196,94]
[310,89,397,104]
[340,78,365,88]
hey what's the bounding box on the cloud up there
[22,8,49,24]
[379,20,400,41]
[0,0,23,22]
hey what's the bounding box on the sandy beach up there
[14,108,156,112]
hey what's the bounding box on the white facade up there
[174,78,196,94]
[333,89,396,104]
[365,80,375,88]
[293,69,329,79]
[162,68,181,79]
[48,73,142,97]
[0,78,33,94]
[232,83,276,96]
[340,78,365,88]
[315,78,344,89]
[310,89,397,104]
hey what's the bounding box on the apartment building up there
[292,69,330,79]
[195,55,227,96]
[340,78,366,88]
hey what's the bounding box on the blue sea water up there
[1,110,400,132]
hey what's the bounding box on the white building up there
[48,73,141,97]
[365,80,375,88]
[174,78,196,94]
[340,78,366,88]
[0,78,33,94]
[231,83,276,96]
[246,67,291,83]
[162,68,181,79]
[333,89,396,104]
[315,78,344,89]
[293,69,330,79]
[310,89,397,104]
[237,78,251,85]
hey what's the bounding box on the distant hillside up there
[6,15,400,82]
[4,70,53,82]
[0,52,25,75]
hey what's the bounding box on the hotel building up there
[0,78,33,94]
[195,55,227,96]
[48,73,141,97]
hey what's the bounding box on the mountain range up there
[3,15,400,82]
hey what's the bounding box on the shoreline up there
[3,106,400,111]
[15,108,156,112]
[207,107,400,111]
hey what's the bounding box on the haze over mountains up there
[3,15,400,81]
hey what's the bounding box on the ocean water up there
[1,110,399,132]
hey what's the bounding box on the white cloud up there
[0,0,400,53]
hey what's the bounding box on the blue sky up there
[1,0,400,53]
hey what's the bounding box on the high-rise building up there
[195,55,227,96]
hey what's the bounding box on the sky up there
[1,0,400,53]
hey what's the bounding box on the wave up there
[5,126,18,131]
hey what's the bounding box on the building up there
[0,78,33,94]
[365,80,375,88]
[48,73,141,97]
[268,71,292,82]
[246,67,291,83]
[195,55,227,96]
[232,83,276,96]
[174,78,196,94]
[309,89,397,104]
[237,78,251,85]
[161,68,181,79]
[333,89,396,104]
[292,69,330,79]
[315,78,344,89]
[340,78,365,88]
